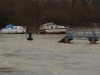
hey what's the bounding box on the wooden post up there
[27,33,33,41]
[64,37,70,43]
[90,39,96,44]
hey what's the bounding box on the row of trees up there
[0,0,100,32]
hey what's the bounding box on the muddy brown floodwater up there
[0,34,100,75]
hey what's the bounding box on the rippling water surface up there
[0,34,100,75]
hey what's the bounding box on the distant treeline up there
[0,0,100,32]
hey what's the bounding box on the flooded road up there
[0,34,100,75]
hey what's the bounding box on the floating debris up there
[0,67,14,72]
[1,53,18,57]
